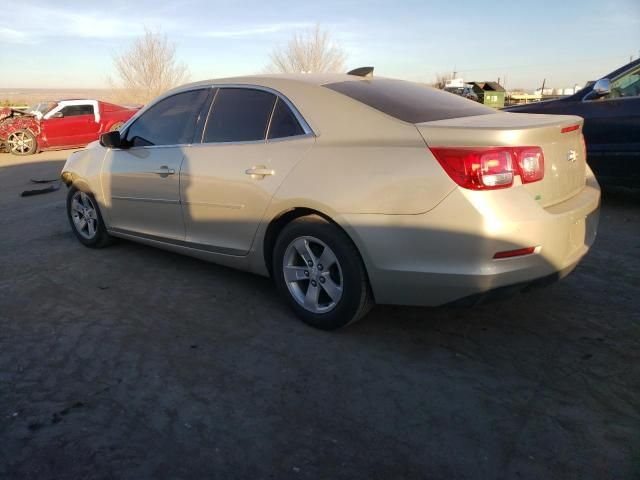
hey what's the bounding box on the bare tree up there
[267,25,346,73]
[110,28,189,104]
[432,72,453,89]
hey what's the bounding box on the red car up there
[0,99,140,155]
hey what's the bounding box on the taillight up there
[430,146,545,190]
[514,147,544,184]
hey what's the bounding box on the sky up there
[1,0,639,91]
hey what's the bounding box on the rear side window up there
[324,78,495,123]
[60,104,94,117]
[204,88,276,143]
[125,89,209,147]
[268,98,305,139]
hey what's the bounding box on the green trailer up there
[467,81,506,108]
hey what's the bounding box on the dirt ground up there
[0,150,638,480]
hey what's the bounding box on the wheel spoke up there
[283,265,308,283]
[86,219,96,237]
[318,247,337,268]
[77,218,87,231]
[80,192,91,208]
[320,274,342,302]
[71,199,84,213]
[293,238,316,265]
[304,282,320,310]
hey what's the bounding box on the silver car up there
[62,72,600,330]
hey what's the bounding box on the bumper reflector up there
[493,247,536,259]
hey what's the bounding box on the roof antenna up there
[347,67,374,78]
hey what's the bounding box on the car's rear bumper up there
[340,168,601,306]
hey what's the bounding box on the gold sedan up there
[61,71,600,329]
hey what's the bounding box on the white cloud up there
[0,27,35,44]
[198,22,314,38]
[2,2,177,41]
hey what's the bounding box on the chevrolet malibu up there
[61,71,600,330]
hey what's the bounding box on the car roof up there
[178,73,365,90]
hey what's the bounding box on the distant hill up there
[0,88,117,106]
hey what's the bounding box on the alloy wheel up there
[282,236,344,313]
[70,191,99,240]
[7,131,35,154]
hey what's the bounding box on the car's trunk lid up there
[416,112,587,207]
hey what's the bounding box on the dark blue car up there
[504,59,640,186]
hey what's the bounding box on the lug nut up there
[317,264,323,271]
[304,270,309,277]
[311,280,317,287]
[307,260,313,267]
[319,277,326,284]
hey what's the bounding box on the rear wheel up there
[7,130,37,155]
[66,186,113,248]
[108,122,124,132]
[273,215,373,330]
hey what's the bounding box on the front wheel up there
[7,130,37,155]
[66,187,114,248]
[273,215,373,330]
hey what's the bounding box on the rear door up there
[102,88,211,240]
[180,87,314,255]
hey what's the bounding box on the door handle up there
[149,166,175,176]
[245,166,275,177]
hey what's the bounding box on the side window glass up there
[203,88,276,143]
[125,89,209,147]
[60,105,94,117]
[267,98,305,139]
[609,66,640,99]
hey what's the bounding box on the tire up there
[272,215,373,330]
[7,129,37,155]
[108,122,124,132]
[66,186,114,248]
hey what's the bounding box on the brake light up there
[430,146,545,190]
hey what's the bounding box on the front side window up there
[267,98,305,139]
[609,65,640,99]
[125,89,209,147]
[203,88,276,143]
[59,104,94,117]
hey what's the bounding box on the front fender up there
[61,145,108,213]
[0,116,41,142]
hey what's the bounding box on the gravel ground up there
[0,150,638,480]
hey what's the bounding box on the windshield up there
[28,101,56,115]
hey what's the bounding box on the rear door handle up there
[150,166,175,176]
[245,166,275,177]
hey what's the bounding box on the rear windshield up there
[324,78,495,123]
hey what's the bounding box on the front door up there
[101,88,212,240]
[42,103,97,147]
[579,64,640,180]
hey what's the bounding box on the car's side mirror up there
[592,78,611,97]
[51,112,64,119]
[100,131,123,149]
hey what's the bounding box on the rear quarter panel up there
[258,79,456,216]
